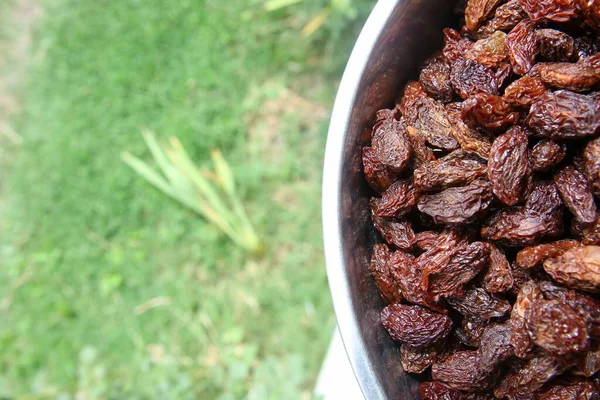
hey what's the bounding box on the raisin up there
[371,178,418,218]
[362,146,397,193]
[477,0,527,37]
[481,206,564,246]
[371,117,412,173]
[483,244,514,293]
[580,217,600,245]
[457,316,492,347]
[509,263,535,297]
[494,354,566,397]
[414,150,487,192]
[371,215,416,251]
[451,58,501,99]
[398,81,428,121]
[445,103,493,159]
[406,125,436,167]
[580,0,600,31]
[536,29,577,62]
[418,381,462,400]
[381,303,453,346]
[537,61,600,92]
[408,96,460,151]
[536,379,599,400]
[488,127,532,206]
[479,323,513,366]
[519,0,579,22]
[554,166,597,225]
[467,30,508,67]
[516,239,581,270]
[431,350,494,391]
[420,54,454,102]
[390,249,446,312]
[504,76,548,107]
[401,343,439,374]
[414,230,443,252]
[510,281,543,359]
[421,241,490,301]
[543,245,600,293]
[583,137,600,196]
[448,286,512,319]
[369,244,403,303]
[525,180,563,216]
[375,108,397,122]
[575,36,600,60]
[571,341,600,377]
[539,280,600,338]
[506,18,539,75]
[443,28,474,64]
[529,140,566,172]
[527,90,600,139]
[465,0,505,32]
[462,92,519,132]
[528,299,590,355]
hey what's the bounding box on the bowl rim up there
[322,1,402,399]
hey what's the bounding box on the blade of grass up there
[302,8,329,37]
[210,149,236,196]
[263,0,302,12]
[121,152,175,197]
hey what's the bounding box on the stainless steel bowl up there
[322,1,460,398]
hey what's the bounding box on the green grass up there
[0,0,372,398]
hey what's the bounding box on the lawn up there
[0,0,372,398]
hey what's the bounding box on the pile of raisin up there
[363,1,600,398]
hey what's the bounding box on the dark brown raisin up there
[447,286,512,319]
[465,0,505,32]
[414,150,487,193]
[371,178,418,218]
[494,353,566,397]
[371,215,416,251]
[418,180,493,225]
[506,18,539,75]
[571,341,600,377]
[483,244,514,293]
[554,166,597,225]
[478,323,513,366]
[450,58,500,99]
[580,0,600,31]
[418,381,462,400]
[369,244,403,303]
[401,344,439,374]
[510,281,543,359]
[540,280,600,338]
[516,239,581,270]
[445,103,493,159]
[422,241,490,301]
[457,316,492,347]
[536,378,599,400]
[543,245,600,293]
[390,249,447,313]
[398,81,428,121]
[431,350,494,391]
[362,146,397,193]
[537,61,600,92]
[527,90,600,139]
[371,117,412,173]
[466,30,508,67]
[525,180,563,216]
[530,140,566,172]
[414,230,443,252]
[381,303,453,346]
[504,76,548,107]
[584,137,600,196]
[462,92,520,132]
[488,127,532,206]
[575,36,600,60]
[477,0,527,37]
[420,54,454,102]
[406,125,436,168]
[519,0,579,22]
[407,96,460,151]
[536,29,577,62]
[528,299,590,355]
[443,28,474,64]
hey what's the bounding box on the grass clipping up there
[122,130,263,255]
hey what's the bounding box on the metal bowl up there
[322,1,460,398]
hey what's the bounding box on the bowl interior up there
[324,0,461,398]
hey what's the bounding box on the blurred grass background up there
[0,0,374,398]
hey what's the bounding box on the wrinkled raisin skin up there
[529,140,566,172]
[554,166,597,225]
[543,245,600,293]
[381,303,453,346]
[519,0,579,22]
[506,18,538,75]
